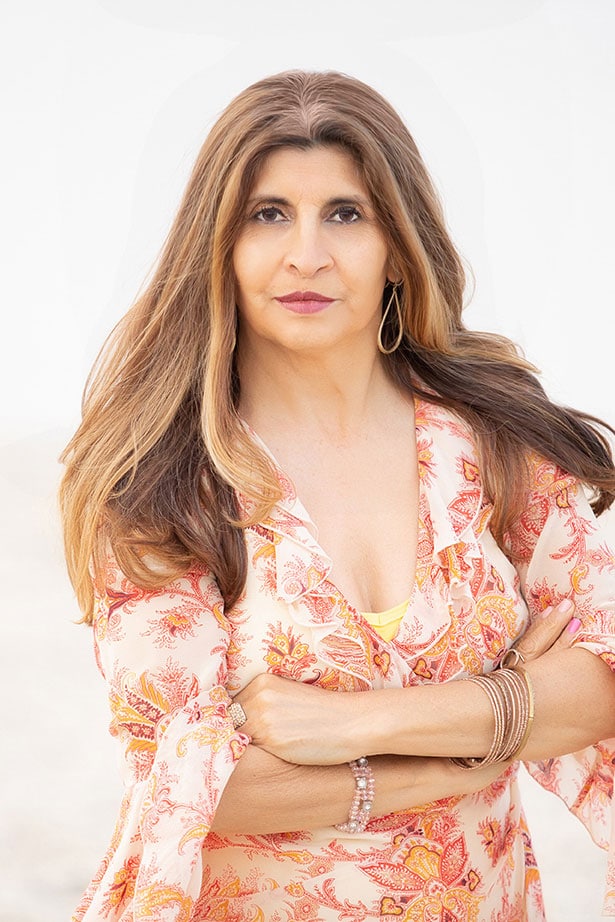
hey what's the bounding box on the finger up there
[547,613,583,651]
[514,599,576,661]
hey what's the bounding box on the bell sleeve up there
[505,456,615,914]
[72,555,250,922]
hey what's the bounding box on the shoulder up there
[92,550,227,654]
[414,396,481,467]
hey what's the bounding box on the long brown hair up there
[59,70,615,623]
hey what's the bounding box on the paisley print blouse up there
[72,399,615,921]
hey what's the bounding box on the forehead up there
[249,145,369,199]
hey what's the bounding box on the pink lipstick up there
[275,290,335,315]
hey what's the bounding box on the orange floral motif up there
[441,543,474,585]
[100,856,139,914]
[134,883,193,921]
[250,523,282,562]
[263,622,318,679]
[478,819,503,866]
[526,578,559,615]
[413,657,433,680]
[416,438,436,482]
[286,881,306,897]
[471,593,518,661]
[374,650,391,675]
[365,835,482,921]
[461,457,480,483]
[520,823,541,891]
[381,895,404,916]
[107,662,201,779]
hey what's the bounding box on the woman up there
[61,70,615,921]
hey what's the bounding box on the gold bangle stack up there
[450,667,535,770]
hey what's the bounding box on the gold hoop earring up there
[377,283,404,355]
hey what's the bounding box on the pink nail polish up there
[567,617,582,634]
[558,599,574,612]
[540,605,554,619]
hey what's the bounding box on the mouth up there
[275,291,335,315]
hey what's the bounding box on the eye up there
[252,205,286,224]
[329,205,362,224]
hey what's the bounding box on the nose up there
[283,218,334,277]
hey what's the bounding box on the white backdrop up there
[1,1,613,920]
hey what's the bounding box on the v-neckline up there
[240,396,425,641]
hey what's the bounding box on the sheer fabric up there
[73,399,615,921]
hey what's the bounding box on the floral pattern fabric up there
[73,399,615,921]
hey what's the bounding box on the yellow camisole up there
[361,599,408,642]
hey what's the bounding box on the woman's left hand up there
[233,673,362,765]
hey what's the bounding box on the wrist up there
[357,689,400,756]
[334,757,375,833]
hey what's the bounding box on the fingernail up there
[540,605,554,619]
[567,617,582,634]
[558,599,574,613]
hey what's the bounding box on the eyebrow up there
[245,194,373,209]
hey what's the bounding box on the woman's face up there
[232,145,394,358]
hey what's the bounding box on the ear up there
[386,260,403,285]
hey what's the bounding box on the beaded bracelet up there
[334,756,375,833]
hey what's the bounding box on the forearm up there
[364,648,615,762]
[211,745,507,835]
[520,648,615,759]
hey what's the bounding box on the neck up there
[237,338,398,440]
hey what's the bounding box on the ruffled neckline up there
[239,397,494,686]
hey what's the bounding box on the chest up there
[269,428,419,613]
[226,513,527,696]
[228,403,531,693]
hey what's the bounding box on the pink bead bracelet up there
[334,756,375,834]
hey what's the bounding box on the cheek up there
[232,242,249,292]
[349,235,390,283]
[233,239,270,297]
